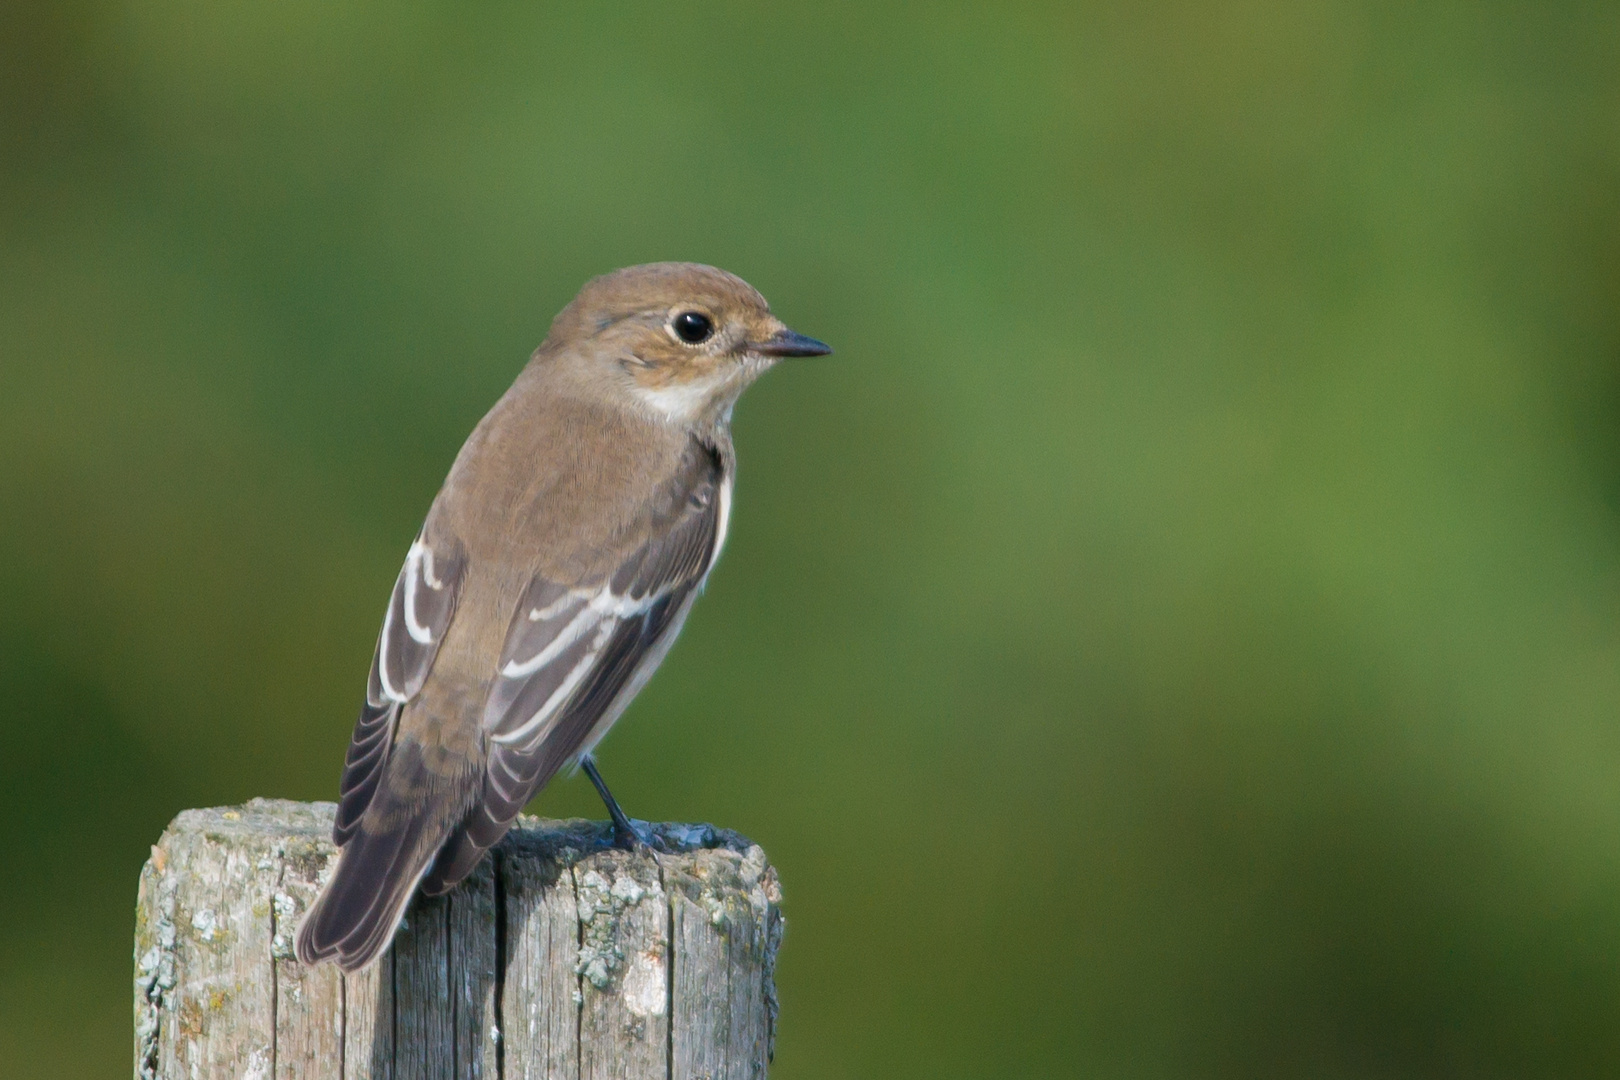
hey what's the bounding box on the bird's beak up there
[751,327,833,358]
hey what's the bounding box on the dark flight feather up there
[295,534,466,968]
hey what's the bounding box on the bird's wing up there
[332,532,468,846]
[418,445,725,892]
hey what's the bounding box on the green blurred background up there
[4,1,1620,1076]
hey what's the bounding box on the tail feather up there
[296,814,433,970]
[295,744,471,971]
[418,739,565,896]
[418,830,488,898]
[419,800,511,897]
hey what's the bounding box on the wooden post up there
[134,799,784,1080]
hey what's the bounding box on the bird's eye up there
[672,311,714,344]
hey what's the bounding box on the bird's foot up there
[611,816,663,852]
[580,754,665,853]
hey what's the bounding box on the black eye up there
[672,311,714,344]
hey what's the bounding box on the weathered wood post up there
[134,799,784,1079]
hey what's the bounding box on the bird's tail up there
[294,742,472,972]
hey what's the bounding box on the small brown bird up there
[295,263,829,971]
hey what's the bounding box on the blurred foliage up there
[4,1,1620,1076]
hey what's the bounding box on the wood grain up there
[498,823,592,1080]
[668,843,783,1080]
[577,848,670,1080]
[275,814,346,1079]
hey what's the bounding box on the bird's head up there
[541,262,831,425]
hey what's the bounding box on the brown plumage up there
[295,263,829,971]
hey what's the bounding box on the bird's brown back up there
[405,357,727,757]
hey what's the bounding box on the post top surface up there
[161,797,765,862]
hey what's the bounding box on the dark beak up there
[752,328,833,358]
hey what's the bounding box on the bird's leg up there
[580,754,656,851]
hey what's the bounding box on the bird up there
[294,262,830,971]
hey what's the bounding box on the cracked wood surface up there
[134,799,783,1080]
